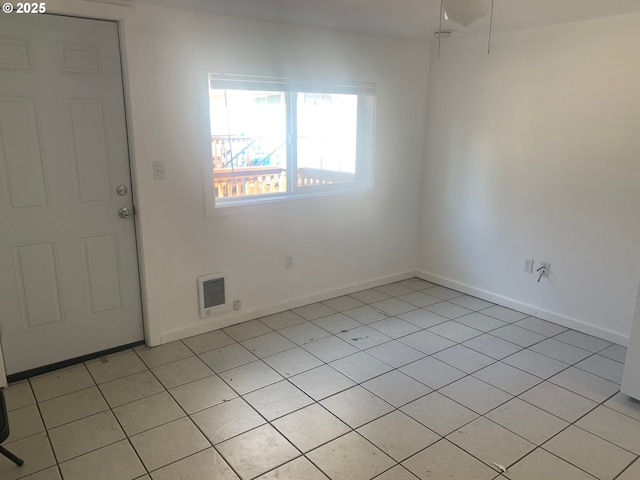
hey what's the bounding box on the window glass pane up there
[210,89,287,199]
[296,93,357,188]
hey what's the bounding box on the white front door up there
[0,14,143,375]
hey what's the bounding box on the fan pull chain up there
[488,0,495,54]
[437,0,445,60]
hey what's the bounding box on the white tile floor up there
[2,278,640,480]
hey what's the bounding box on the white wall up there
[51,2,640,349]
[53,1,429,344]
[419,13,640,344]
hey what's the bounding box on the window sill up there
[205,184,374,218]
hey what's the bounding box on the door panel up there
[12,241,64,329]
[58,45,100,75]
[0,14,143,375]
[80,234,122,314]
[0,38,31,71]
[0,97,50,210]
[68,99,113,204]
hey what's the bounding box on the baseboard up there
[160,270,416,344]
[416,270,629,346]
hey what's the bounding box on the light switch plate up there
[153,161,166,180]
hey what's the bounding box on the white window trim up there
[203,74,376,216]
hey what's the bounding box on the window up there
[208,74,375,206]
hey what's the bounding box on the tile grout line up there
[4,280,634,480]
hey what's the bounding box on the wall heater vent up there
[198,274,227,317]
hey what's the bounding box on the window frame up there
[206,74,376,209]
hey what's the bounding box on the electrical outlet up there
[524,258,534,273]
[233,300,241,311]
[539,262,551,278]
[285,255,294,270]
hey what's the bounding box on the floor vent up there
[198,274,227,317]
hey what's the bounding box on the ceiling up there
[128,0,640,41]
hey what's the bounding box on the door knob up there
[118,207,132,219]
